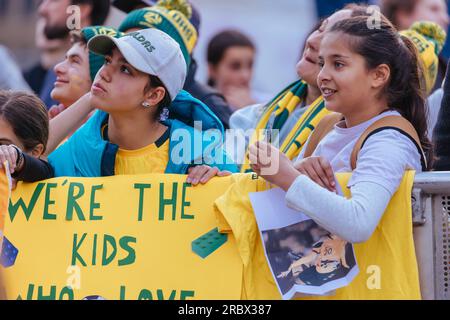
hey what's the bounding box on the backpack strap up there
[350,115,427,171]
[303,113,344,158]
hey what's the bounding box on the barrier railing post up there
[413,172,450,300]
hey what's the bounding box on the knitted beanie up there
[118,0,197,67]
[81,26,124,81]
[400,21,447,95]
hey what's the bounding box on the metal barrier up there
[413,172,450,300]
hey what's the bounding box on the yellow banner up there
[0,165,9,234]
[1,171,420,300]
[1,174,243,300]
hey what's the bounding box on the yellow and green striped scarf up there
[241,80,329,173]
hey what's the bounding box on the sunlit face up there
[296,9,353,86]
[317,32,374,115]
[90,48,150,113]
[401,0,449,30]
[51,43,92,107]
[208,46,255,89]
[38,0,71,30]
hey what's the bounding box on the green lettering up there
[92,233,98,266]
[89,184,103,221]
[159,182,178,221]
[134,183,151,221]
[102,234,117,266]
[120,285,126,300]
[157,289,176,300]
[180,290,195,300]
[138,289,153,300]
[8,183,45,222]
[26,284,35,300]
[37,285,56,300]
[66,183,86,221]
[43,183,57,220]
[118,236,136,266]
[59,287,74,300]
[71,233,87,266]
[181,183,194,220]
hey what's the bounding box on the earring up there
[159,107,170,121]
[142,102,151,108]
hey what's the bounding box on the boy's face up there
[51,42,92,107]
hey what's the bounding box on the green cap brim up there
[87,35,120,57]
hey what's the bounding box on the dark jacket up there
[433,63,450,170]
[183,58,233,129]
[12,153,54,182]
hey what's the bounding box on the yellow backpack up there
[214,113,425,299]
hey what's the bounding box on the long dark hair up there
[0,91,49,153]
[329,15,432,165]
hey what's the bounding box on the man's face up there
[38,0,72,39]
[51,42,92,107]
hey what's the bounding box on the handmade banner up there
[0,165,10,236]
[1,174,243,300]
[1,171,420,300]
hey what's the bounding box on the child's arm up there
[284,177,390,244]
[249,141,389,243]
[45,93,94,156]
[12,152,54,182]
[249,132,419,244]
[0,145,54,182]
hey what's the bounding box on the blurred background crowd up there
[1,0,447,106]
[0,0,449,146]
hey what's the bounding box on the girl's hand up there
[293,156,336,192]
[186,165,232,186]
[248,141,300,191]
[0,145,19,174]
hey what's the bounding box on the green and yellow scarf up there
[241,79,329,173]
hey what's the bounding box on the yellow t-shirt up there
[101,123,170,175]
[114,138,169,175]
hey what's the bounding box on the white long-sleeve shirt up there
[286,111,422,243]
